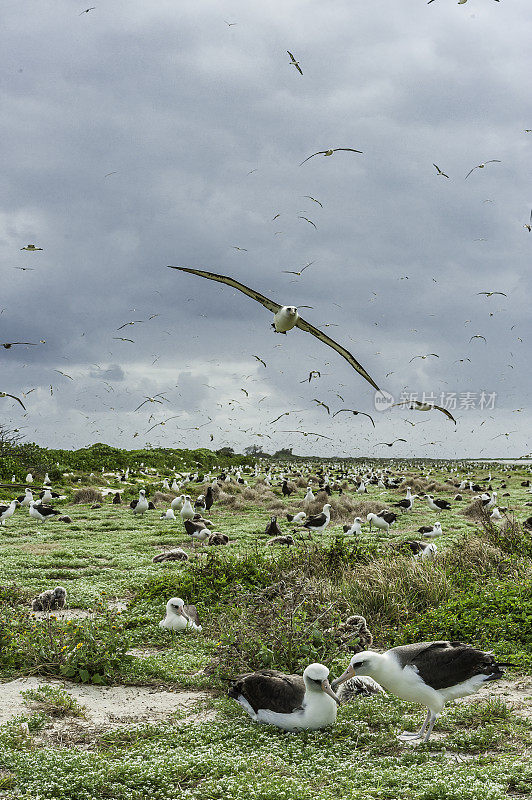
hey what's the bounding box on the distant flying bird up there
[332,409,375,427]
[0,392,26,410]
[298,216,317,229]
[168,266,380,389]
[374,439,407,447]
[134,393,168,412]
[491,431,517,440]
[20,244,43,251]
[13,267,35,271]
[280,430,334,440]
[252,355,267,367]
[303,196,323,207]
[113,337,134,343]
[269,410,303,425]
[54,370,73,380]
[433,164,449,178]
[287,51,303,75]
[464,160,501,180]
[282,261,315,276]
[232,246,248,252]
[312,399,330,414]
[302,370,321,383]
[224,20,237,26]
[477,292,507,298]
[391,400,456,424]
[79,7,96,14]
[524,211,532,232]
[300,148,363,166]
[117,321,143,330]
[409,354,439,362]
[1,342,40,349]
[469,334,487,343]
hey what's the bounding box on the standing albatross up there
[167,266,380,390]
[228,663,340,730]
[332,641,511,742]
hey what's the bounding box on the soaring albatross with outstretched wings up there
[167,265,380,390]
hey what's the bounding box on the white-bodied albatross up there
[332,641,511,741]
[228,663,340,731]
[159,597,202,631]
[167,266,380,390]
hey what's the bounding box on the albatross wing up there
[167,266,281,315]
[295,316,380,390]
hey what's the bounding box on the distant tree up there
[216,447,235,457]
[244,444,265,457]
[273,447,293,459]
[0,425,24,458]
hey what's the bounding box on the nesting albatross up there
[228,663,340,730]
[332,640,511,742]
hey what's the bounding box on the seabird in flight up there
[167,266,380,389]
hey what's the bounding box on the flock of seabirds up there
[0,0,529,751]
[3,456,531,745]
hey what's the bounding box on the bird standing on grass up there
[332,641,512,742]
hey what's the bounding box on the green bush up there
[400,579,532,662]
[0,600,132,684]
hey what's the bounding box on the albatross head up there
[303,663,341,704]
[331,652,381,689]
[167,597,186,615]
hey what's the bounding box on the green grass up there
[1,462,532,799]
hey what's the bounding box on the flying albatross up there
[228,662,340,730]
[332,641,512,742]
[167,266,380,390]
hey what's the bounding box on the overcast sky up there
[1,0,531,459]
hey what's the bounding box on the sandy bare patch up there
[31,608,94,621]
[457,678,532,719]
[0,677,214,728]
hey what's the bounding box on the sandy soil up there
[0,676,214,730]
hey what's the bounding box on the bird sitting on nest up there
[159,597,202,631]
[332,640,513,742]
[417,521,442,538]
[184,514,213,535]
[325,614,373,652]
[264,516,283,538]
[343,517,363,536]
[208,532,229,545]
[152,548,188,562]
[395,540,438,560]
[112,492,121,504]
[228,663,340,731]
[267,534,295,546]
[286,511,306,524]
[160,508,176,520]
[31,586,67,611]
[336,676,385,704]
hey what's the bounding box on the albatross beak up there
[321,679,341,705]
[331,664,356,690]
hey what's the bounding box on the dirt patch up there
[0,677,214,730]
[457,678,532,719]
[31,608,94,621]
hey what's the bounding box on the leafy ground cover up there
[1,460,531,799]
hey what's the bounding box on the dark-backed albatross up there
[332,641,511,742]
[228,663,340,730]
[167,266,380,390]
